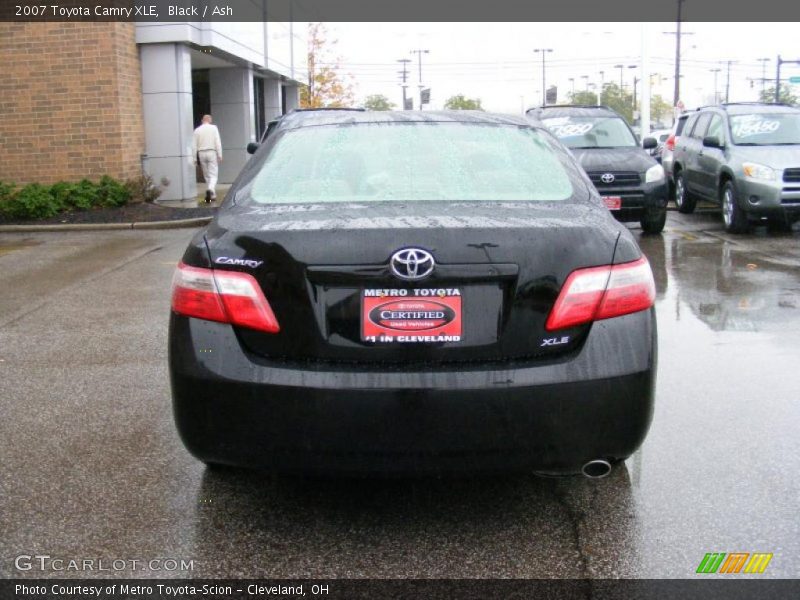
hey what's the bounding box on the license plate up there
[362,289,462,343]
[603,196,622,210]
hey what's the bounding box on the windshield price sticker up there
[362,289,462,343]
[731,115,781,139]
[544,117,594,138]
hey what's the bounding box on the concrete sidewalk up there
[157,183,231,209]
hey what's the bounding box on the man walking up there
[192,115,223,203]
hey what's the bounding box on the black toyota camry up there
[168,109,657,477]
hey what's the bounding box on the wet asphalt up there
[0,209,799,579]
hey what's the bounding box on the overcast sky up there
[325,22,800,120]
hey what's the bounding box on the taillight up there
[171,262,280,333]
[545,257,655,331]
[665,134,676,151]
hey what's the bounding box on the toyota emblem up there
[600,173,615,184]
[390,248,435,281]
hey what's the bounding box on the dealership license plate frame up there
[361,289,463,343]
[603,196,622,210]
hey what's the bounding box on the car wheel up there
[721,180,749,234]
[674,171,696,214]
[640,205,667,234]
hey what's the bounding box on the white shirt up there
[193,123,222,158]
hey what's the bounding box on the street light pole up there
[724,60,737,103]
[534,48,553,106]
[598,70,605,105]
[615,64,624,89]
[757,58,770,98]
[710,67,721,104]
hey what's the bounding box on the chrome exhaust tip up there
[581,459,612,479]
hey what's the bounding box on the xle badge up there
[541,336,570,347]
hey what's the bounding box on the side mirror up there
[703,136,723,149]
[246,142,260,155]
[642,137,658,150]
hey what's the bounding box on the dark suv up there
[527,105,668,234]
[671,102,800,233]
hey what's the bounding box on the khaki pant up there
[197,150,219,196]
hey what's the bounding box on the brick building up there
[0,21,306,201]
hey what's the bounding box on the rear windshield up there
[240,122,575,204]
[540,115,638,148]
[729,113,800,145]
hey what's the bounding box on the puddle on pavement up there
[0,238,42,257]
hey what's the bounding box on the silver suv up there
[671,103,800,233]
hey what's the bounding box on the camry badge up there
[600,173,616,184]
[390,248,435,281]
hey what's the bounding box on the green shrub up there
[1,175,133,220]
[0,181,17,216]
[97,175,131,208]
[5,183,61,219]
[0,181,16,203]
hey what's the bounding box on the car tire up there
[640,205,667,234]
[674,171,696,214]
[721,180,749,234]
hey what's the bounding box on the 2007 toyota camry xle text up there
[168,109,657,477]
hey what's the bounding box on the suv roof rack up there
[721,101,791,107]
[528,104,616,111]
[693,101,793,112]
[292,107,366,112]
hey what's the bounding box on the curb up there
[0,216,212,234]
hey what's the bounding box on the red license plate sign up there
[362,289,462,343]
[603,196,622,210]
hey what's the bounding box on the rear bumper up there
[168,310,657,474]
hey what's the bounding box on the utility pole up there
[534,48,553,106]
[663,0,694,107]
[632,76,640,112]
[724,60,737,103]
[397,58,411,110]
[710,67,721,104]
[775,56,800,103]
[581,75,590,92]
[410,49,429,110]
[569,77,575,95]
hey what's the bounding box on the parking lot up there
[1,209,799,579]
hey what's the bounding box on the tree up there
[759,85,798,106]
[598,83,634,123]
[363,94,395,111]
[567,90,598,106]
[300,23,355,109]
[650,95,674,126]
[444,95,483,110]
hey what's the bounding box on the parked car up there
[671,102,800,232]
[647,129,673,162]
[662,112,692,197]
[527,105,668,234]
[169,109,657,477]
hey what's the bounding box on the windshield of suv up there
[729,113,800,145]
[540,115,638,149]
[241,122,575,204]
